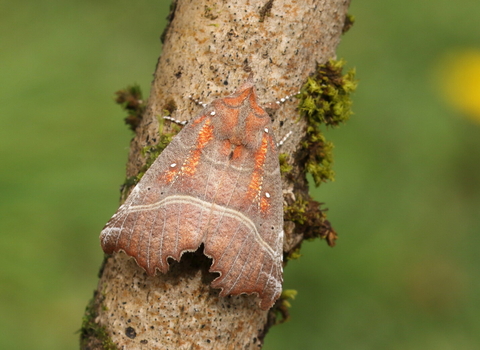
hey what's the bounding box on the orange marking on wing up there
[245,134,269,202]
[231,145,243,160]
[158,115,211,183]
[260,196,270,214]
[183,119,214,177]
[191,114,208,126]
[162,167,178,184]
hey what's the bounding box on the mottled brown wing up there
[100,83,284,310]
[202,132,284,310]
[100,111,214,275]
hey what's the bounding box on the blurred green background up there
[2,1,479,349]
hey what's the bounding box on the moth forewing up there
[100,80,284,310]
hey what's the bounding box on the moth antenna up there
[166,93,212,126]
[163,116,188,126]
[276,130,292,147]
[275,90,301,105]
[263,89,301,111]
[188,95,208,108]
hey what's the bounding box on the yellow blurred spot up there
[436,49,480,123]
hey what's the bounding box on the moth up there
[100,77,284,310]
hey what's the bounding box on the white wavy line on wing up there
[127,194,281,260]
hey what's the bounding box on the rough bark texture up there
[82,0,351,349]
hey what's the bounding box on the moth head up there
[211,81,271,150]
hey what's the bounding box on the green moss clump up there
[140,120,179,174]
[281,289,298,308]
[272,289,298,324]
[120,117,181,201]
[79,293,118,350]
[288,248,302,260]
[343,14,355,34]
[297,60,357,186]
[163,99,177,116]
[279,153,293,174]
[284,196,310,225]
[284,193,338,249]
[115,85,146,131]
[299,59,356,127]
[302,126,335,186]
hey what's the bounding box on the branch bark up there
[81,0,351,349]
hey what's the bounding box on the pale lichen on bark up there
[82,0,351,349]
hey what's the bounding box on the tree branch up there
[81,0,352,349]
